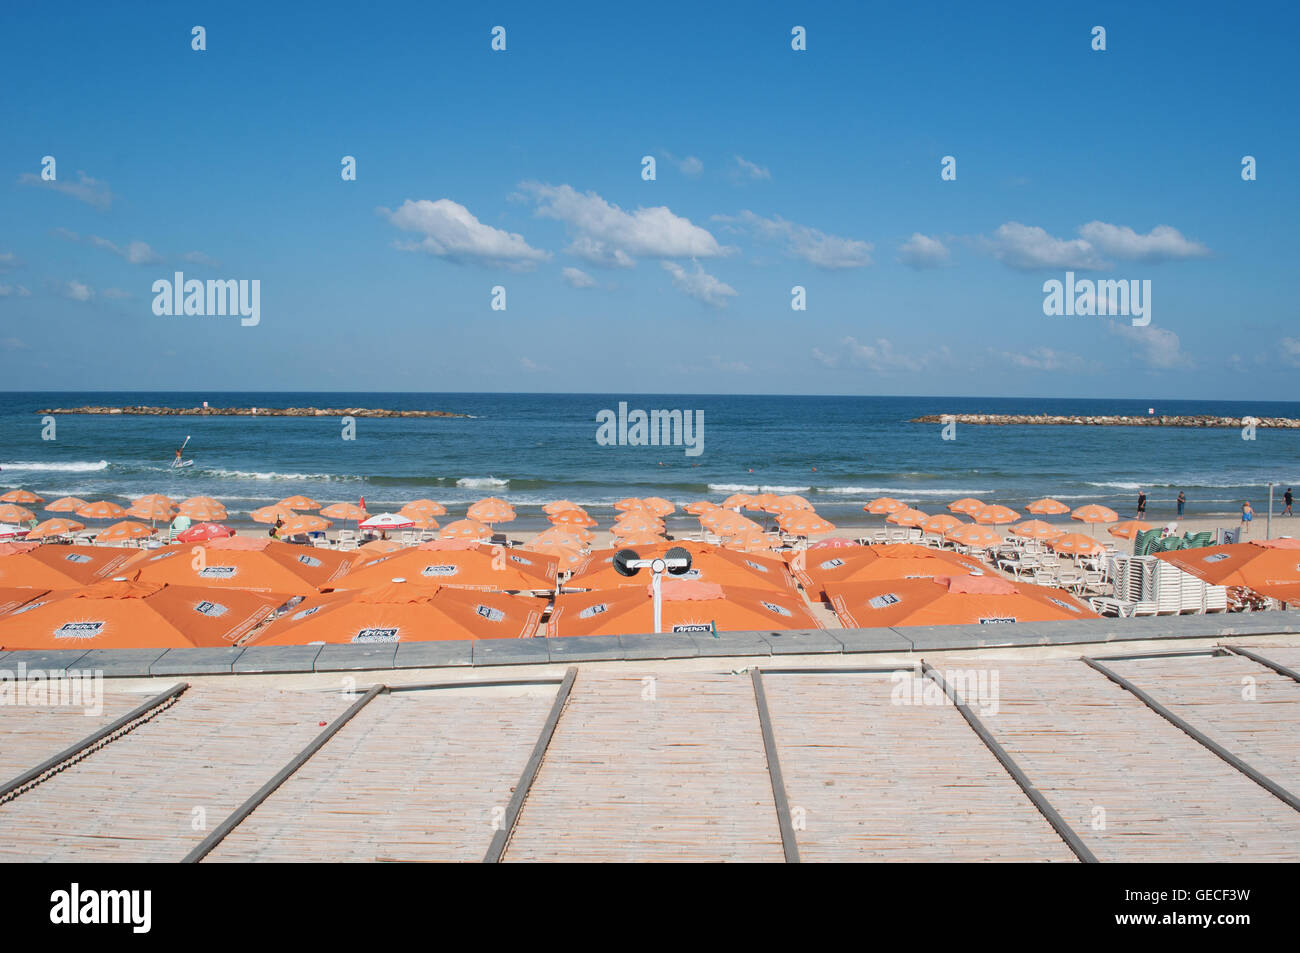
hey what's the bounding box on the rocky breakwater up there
[911,413,1300,428]
[36,405,469,418]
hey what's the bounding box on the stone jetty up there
[911,413,1300,428]
[36,405,468,418]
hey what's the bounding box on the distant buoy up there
[1148,407,1155,415]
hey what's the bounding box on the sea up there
[2,392,1298,530]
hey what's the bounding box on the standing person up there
[1176,491,1185,518]
[1136,490,1147,519]
[1241,502,1253,537]
[1285,487,1294,516]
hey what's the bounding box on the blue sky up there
[1,1,1296,397]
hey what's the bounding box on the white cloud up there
[0,252,17,272]
[64,280,94,302]
[1280,338,1300,367]
[521,182,726,266]
[519,357,550,371]
[994,346,1092,371]
[1107,323,1192,369]
[561,266,597,288]
[813,337,945,373]
[719,211,873,269]
[983,221,1211,271]
[102,287,133,299]
[898,233,950,268]
[18,170,114,210]
[88,236,161,265]
[382,198,549,269]
[662,152,703,176]
[184,251,220,267]
[1077,222,1209,263]
[661,260,738,308]
[731,156,771,182]
[984,222,1107,271]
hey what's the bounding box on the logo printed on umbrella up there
[420,564,459,577]
[869,593,901,609]
[198,566,237,578]
[508,554,533,566]
[291,606,323,621]
[743,561,770,572]
[820,558,845,570]
[474,605,505,622]
[353,627,399,643]
[579,603,609,618]
[1047,598,1082,612]
[672,623,712,632]
[194,600,228,617]
[760,601,793,616]
[63,553,92,564]
[296,555,322,567]
[11,600,48,615]
[54,621,105,639]
[978,617,1017,624]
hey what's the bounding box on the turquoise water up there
[2,392,1297,528]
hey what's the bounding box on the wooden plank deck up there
[0,691,149,782]
[205,689,555,862]
[0,686,353,862]
[975,660,1300,862]
[503,672,786,862]
[1105,654,1300,795]
[1236,645,1300,675]
[762,672,1078,861]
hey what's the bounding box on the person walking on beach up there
[1285,487,1294,516]
[1241,502,1253,537]
[1177,491,1185,518]
[1136,491,1147,518]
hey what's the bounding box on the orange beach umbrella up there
[827,573,1097,628]
[252,583,544,645]
[0,542,137,588]
[1009,520,1065,540]
[250,504,298,525]
[45,496,88,513]
[25,518,85,540]
[96,521,154,544]
[0,579,283,649]
[278,495,321,511]
[336,541,556,592]
[439,519,493,542]
[0,489,44,505]
[0,504,35,524]
[1027,498,1071,516]
[75,500,128,521]
[550,579,821,637]
[127,538,355,594]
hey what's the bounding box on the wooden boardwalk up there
[1103,654,1300,796]
[762,672,1077,861]
[206,689,555,862]
[2,646,1299,862]
[0,686,352,862]
[0,690,145,783]
[503,672,786,862]
[974,659,1300,862]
